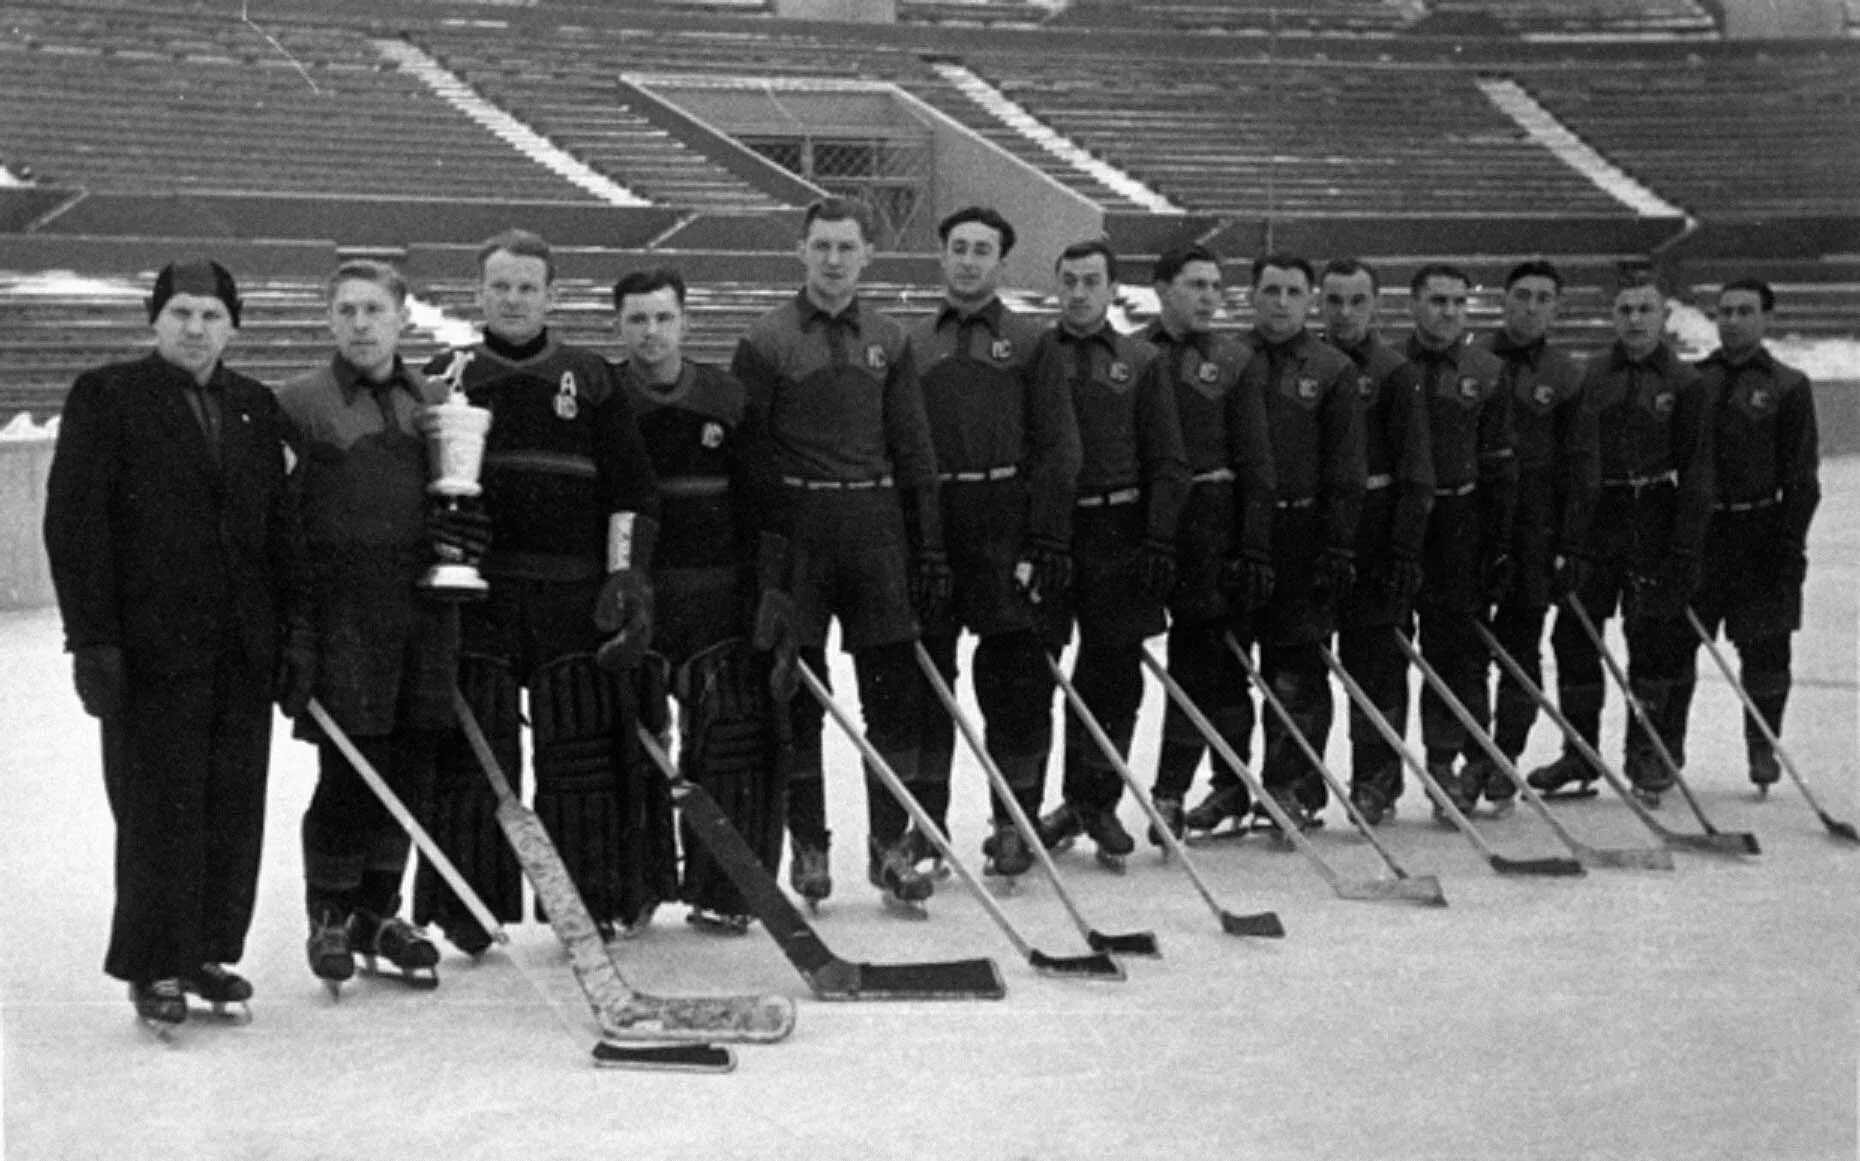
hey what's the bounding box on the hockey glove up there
[1140,539,1178,602]
[1481,552,1516,608]
[427,501,491,565]
[1776,540,1808,590]
[1384,551,1425,606]
[1223,549,1275,610]
[594,571,654,673]
[1553,553,1593,598]
[72,644,124,720]
[1017,540,1073,605]
[911,549,954,626]
[753,590,800,702]
[1312,547,1356,596]
[275,626,318,719]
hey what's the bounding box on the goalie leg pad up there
[415,653,523,929]
[675,640,787,917]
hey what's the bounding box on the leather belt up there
[1191,468,1236,484]
[1276,496,1317,511]
[939,465,1018,483]
[1435,480,1477,498]
[1603,470,1677,489]
[1716,493,1780,513]
[1077,486,1141,508]
[783,474,894,491]
[1364,473,1392,491]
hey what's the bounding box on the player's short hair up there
[1503,258,1563,293]
[612,266,688,311]
[1056,238,1118,282]
[1319,257,1379,295]
[1152,243,1221,287]
[477,229,555,284]
[326,260,409,307]
[937,206,1016,257]
[1613,262,1666,299]
[1719,277,1775,312]
[801,197,875,244]
[1409,261,1472,296]
[1250,253,1314,289]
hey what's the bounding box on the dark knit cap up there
[146,257,242,327]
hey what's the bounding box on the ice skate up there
[1081,808,1134,873]
[686,907,753,936]
[306,904,356,997]
[1749,747,1781,800]
[1146,795,1185,851]
[1037,802,1084,853]
[868,836,933,918]
[1183,784,1251,842]
[1428,763,1473,827]
[1526,752,1601,800]
[354,909,440,989]
[1461,755,1517,819]
[788,836,832,914]
[904,826,952,882]
[130,978,187,1041]
[184,963,254,1022]
[440,913,494,959]
[981,820,1033,890]
[1252,789,1321,847]
[1631,783,1663,809]
[1349,780,1396,827]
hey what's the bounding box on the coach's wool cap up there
[147,257,242,327]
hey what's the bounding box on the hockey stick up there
[1047,653,1285,937]
[1684,609,1857,843]
[636,727,1008,999]
[1315,645,1584,876]
[1474,620,1758,858]
[796,659,1124,980]
[1563,598,1761,853]
[1391,630,1673,871]
[1220,633,1449,904]
[453,689,798,1043]
[912,642,1161,956]
[1141,644,1471,899]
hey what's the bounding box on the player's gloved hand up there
[1776,540,1808,590]
[71,644,124,719]
[275,625,318,719]
[911,548,954,625]
[753,588,800,702]
[594,570,654,672]
[1481,551,1515,608]
[1140,539,1178,602]
[427,502,491,565]
[1384,550,1425,605]
[1554,553,1593,597]
[1018,539,1073,605]
[1222,549,1275,609]
[1312,547,1356,596]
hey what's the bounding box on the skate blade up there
[359,955,441,990]
[686,912,754,937]
[320,978,345,1001]
[136,1017,184,1045]
[193,1001,254,1025]
[879,893,931,920]
[982,865,1024,897]
[1539,785,1601,801]
[1094,851,1128,874]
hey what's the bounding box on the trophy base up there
[419,563,489,602]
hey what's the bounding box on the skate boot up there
[440,913,493,959]
[1349,780,1394,827]
[354,908,440,989]
[982,819,1034,881]
[1625,748,1674,810]
[868,835,934,917]
[1146,796,1186,849]
[686,908,753,936]
[130,977,187,1040]
[1460,755,1516,819]
[1526,752,1600,799]
[184,963,254,1022]
[1427,762,1473,826]
[306,903,356,993]
[1748,745,1781,799]
[1183,784,1251,839]
[1251,786,1317,846]
[1037,802,1084,852]
[788,834,832,913]
[904,825,951,882]
[1080,807,1135,872]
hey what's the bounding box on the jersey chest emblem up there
[1457,375,1482,403]
[1296,375,1320,402]
[1531,381,1556,409]
[990,338,1014,363]
[1357,373,1376,400]
[1197,361,1221,385]
[866,344,888,373]
[1651,391,1675,417]
[1744,386,1772,413]
[554,371,579,421]
[701,421,724,449]
[1107,361,1131,387]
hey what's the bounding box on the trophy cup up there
[418,388,493,599]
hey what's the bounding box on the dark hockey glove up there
[1384,550,1425,605]
[275,625,318,719]
[1140,539,1178,602]
[911,548,954,625]
[594,570,654,673]
[71,644,125,720]
[1553,553,1593,598]
[1312,547,1356,596]
[427,501,491,565]
[753,590,800,703]
[1222,549,1275,609]
[1017,540,1074,605]
[1776,540,1808,590]
[1481,552,1515,608]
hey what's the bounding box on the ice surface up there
[2,465,1854,1161]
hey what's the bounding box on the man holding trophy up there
[274,260,488,991]
[417,230,667,949]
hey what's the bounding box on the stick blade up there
[812,958,1007,1001]
[1029,950,1126,981]
[1581,845,1676,871]
[1822,814,1860,844]
[1087,929,1162,958]
[1335,875,1449,906]
[1491,855,1586,877]
[591,1041,735,1073]
[1663,830,1761,857]
[1220,910,1286,938]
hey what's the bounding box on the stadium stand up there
[1426,0,1718,39]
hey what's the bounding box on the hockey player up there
[1319,259,1432,825]
[418,229,667,950]
[44,258,301,1030]
[1140,244,1273,844]
[1530,270,1712,805]
[1675,278,1820,792]
[1034,239,1188,867]
[276,261,483,989]
[1467,260,1587,811]
[909,207,1080,881]
[1403,263,1515,818]
[1185,254,1361,836]
[729,198,949,912]
[611,266,792,932]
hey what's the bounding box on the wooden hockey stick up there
[1392,630,1673,871]
[1474,620,1759,858]
[1048,653,1285,936]
[1684,609,1856,843]
[1315,645,1583,876]
[912,642,1161,956]
[796,659,1124,980]
[1220,632,1449,903]
[1562,598,1761,853]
